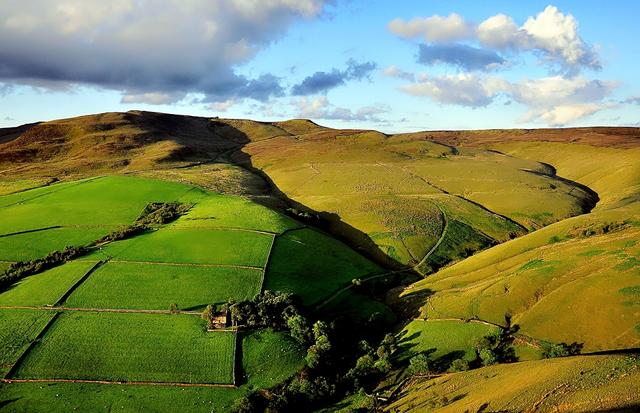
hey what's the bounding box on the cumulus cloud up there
[417,44,505,71]
[400,74,507,107]
[0,0,327,103]
[294,96,389,121]
[388,13,473,42]
[390,5,600,73]
[291,59,377,95]
[382,65,415,81]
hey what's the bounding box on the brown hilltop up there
[0,111,638,180]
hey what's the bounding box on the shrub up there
[542,342,583,358]
[448,358,470,372]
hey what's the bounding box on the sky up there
[0,0,639,132]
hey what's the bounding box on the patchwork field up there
[0,171,385,410]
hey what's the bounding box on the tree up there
[287,314,312,345]
[408,353,432,375]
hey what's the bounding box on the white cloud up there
[477,14,523,49]
[520,6,600,71]
[388,13,472,42]
[121,92,187,105]
[398,74,616,125]
[400,74,507,107]
[523,103,612,126]
[382,65,415,81]
[294,96,389,121]
[208,99,236,112]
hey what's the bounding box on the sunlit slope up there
[386,354,640,413]
[402,141,640,352]
[243,129,596,271]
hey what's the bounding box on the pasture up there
[397,320,499,363]
[0,228,108,261]
[89,228,273,267]
[172,195,300,233]
[241,329,306,389]
[13,312,236,384]
[0,261,96,307]
[0,309,56,376]
[66,262,263,310]
[265,228,381,305]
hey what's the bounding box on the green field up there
[0,309,56,376]
[66,262,263,310]
[265,228,381,305]
[241,329,306,390]
[87,228,273,267]
[0,261,96,307]
[0,228,109,261]
[14,312,236,384]
[0,176,194,234]
[397,320,499,363]
[172,195,300,233]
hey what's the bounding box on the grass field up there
[265,228,381,305]
[88,228,273,267]
[65,262,263,310]
[0,228,109,261]
[241,329,306,390]
[13,312,236,384]
[0,176,194,234]
[0,309,56,376]
[386,354,640,413]
[397,320,499,364]
[0,382,242,413]
[0,261,96,307]
[172,195,300,234]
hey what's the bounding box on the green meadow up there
[0,309,56,376]
[66,262,263,310]
[14,312,236,384]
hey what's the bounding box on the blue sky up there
[1,0,638,131]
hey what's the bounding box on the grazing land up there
[0,309,56,376]
[66,262,263,310]
[13,312,237,384]
[0,261,96,307]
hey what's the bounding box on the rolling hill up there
[0,112,638,412]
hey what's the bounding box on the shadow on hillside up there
[214,121,409,272]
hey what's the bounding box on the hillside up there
[0,112,638,411]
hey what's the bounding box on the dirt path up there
[413,203,448,274]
